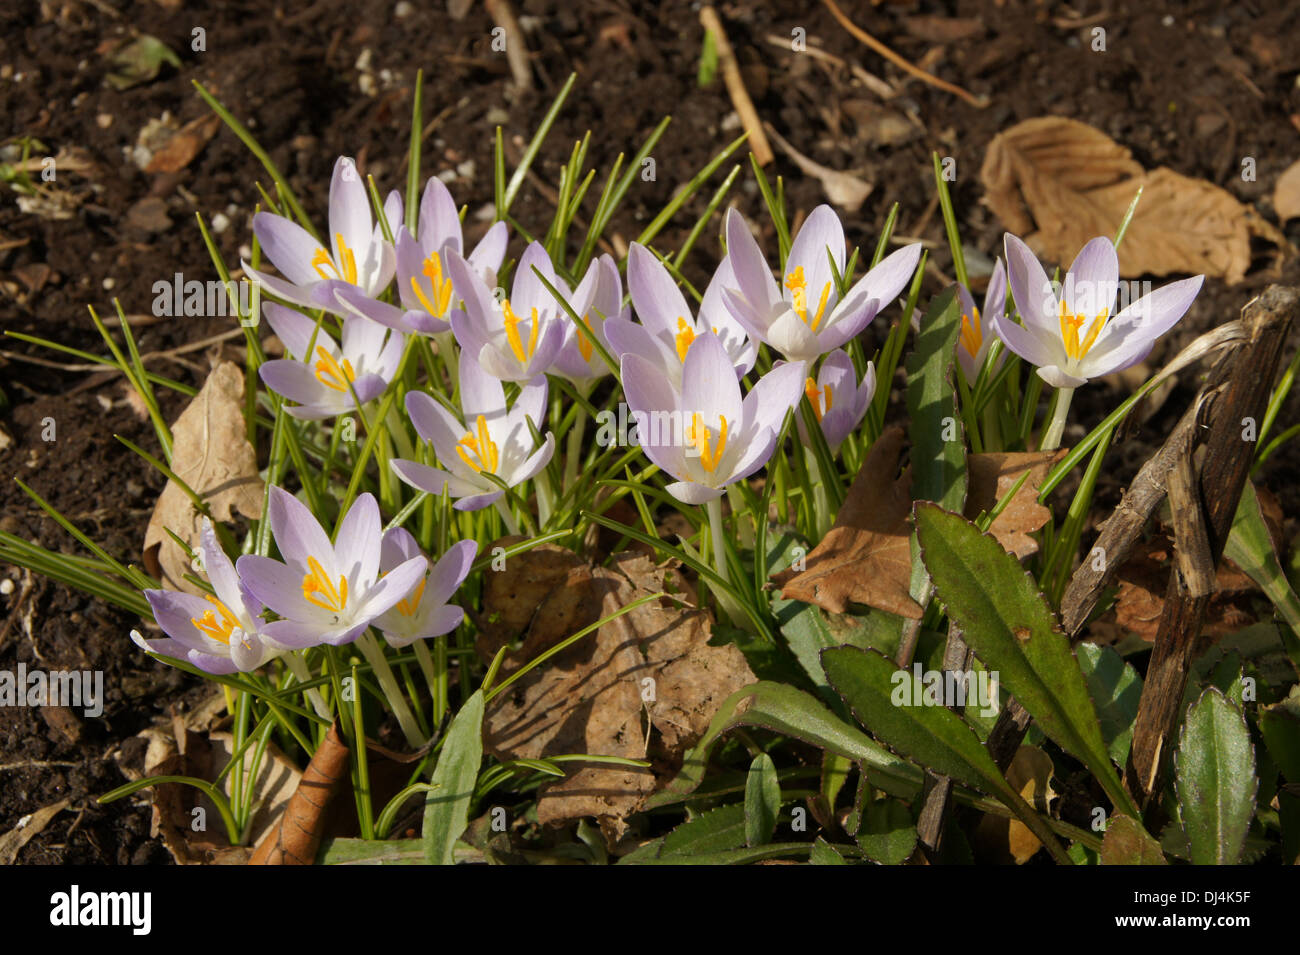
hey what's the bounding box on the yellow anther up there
[689,413,728,473]
[575,314,596,363]
[455,414,499,474]
[311,233,360,284]
[396,577,426,618]
[411,252,454,317]
[784,266,832,330]
[502,299,540,365]
[313,346,356,393]
[960,306,983,358]
[301,556,349,614]
[1058,299,1109,361]
[190,595,241,645]
[674,317,696,363]
[804,377,832,421]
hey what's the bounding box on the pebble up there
[211,212,231,234]
[395,0,413,17]
[102,277,116,291]
[0,579,13,596]
[456,159,476,179]
[96,113,112,128]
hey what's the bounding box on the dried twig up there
[484,0,532,91]
[700,6,773,166]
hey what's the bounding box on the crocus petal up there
[1036,365,1088,389]
[263,302,329,361]
[267,487,335,572]
[628,242,693,340]
[509,432,556,486]
[330,157,373,270]
[259,360,332,409]
[1003,234,1058,332]
[724,208,781,317]
[417,176,462,255]
[235,554,321,623]
[1063,237,1119,319]
[741,359,807,439]
[353,555,429,621]
[851,243,922,315]
[334,493,382,589]
[405,390,469,457]
[336,284,409,332]
[380,526,422,574]
[680,332,742,434]
[252,213,327,288]
[1087,275,1204,366]
[991,313,1060,369]
[425,539,478,607]
[785,205,844,316]
[459,351,507,422]
[242,263,320,311]
[664,480,726,505]
[765,308,821,361]
[466,221,509,278]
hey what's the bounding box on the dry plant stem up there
[483,0,532,91]
[1125,285,1298,807]
[915,622,972,858]
[821,0,986,108]
[700,6,773,166]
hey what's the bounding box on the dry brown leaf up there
[145,114,220,174]
[143,361,263,592]
[974,745,1055,864]
[250,722,350,865]
[1275,160,1300,223]
[764,122,874,213]
[773,427,924,618]
[981,116,1259,284]
[964,450,1066,559]
[0,798,69,864]
[481,549,754,842]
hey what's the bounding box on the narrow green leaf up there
[1175,688,1257,865]
[422,690,485,865]
[914,504,1137,818]
[1076,643,1142,767]
[1225,480,1300,669]
[744,753,781,846]
[905,288,966,513]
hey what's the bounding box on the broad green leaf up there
[1260,690,1300,783]
[855,797,917,864]
[1225,480,1300,670]
[809,837,848,865]
[821,645,1072,864]
[1076,643,1142,766]
[1175,688,1257,865]
[423,690,485,865]
[914,503,1137,818]
[319,838,426,865]
[744,753,781,846]
[661,803,747,856]
[1099,816,1167,865]
[645,681,916,809]
[905,287,966,512]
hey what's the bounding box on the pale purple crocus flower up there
[995,234,1204,388]
[258,303,404,419]
[722,206,922,363]
[447,241,582,381]
[235,489,426,648]
[796,349,876,454]
[622,331,806,505]
[390,353,554,511]
[136,520,280,674]
[243,156,398,315]
[955,259,1007,384]
[606,242,755,388]
[336,177,509,337]
[371,530,477,648]
[551,253,623,387]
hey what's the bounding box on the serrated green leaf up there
[661,803,748,856]
[809,837,848,865]
[646,681,915,809]
[914,504,1137,818]
[1076,642,1142,766]
[745,753,781,846]
[422,690,485,865]
[1100,816,1167,865]
[1175,688,1257,865]
[1260,691,1300,783]
[855,797,917,864]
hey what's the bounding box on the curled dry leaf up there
[764,122,874,213]
[250,722,350,865]
[773,427,922,618]
[143,361,263,593]
[981,116,1264,284]
[965,449,1067,559]
[1274,160,1300,224]
[0,798,69,865]
[145,114,221,174]
[479,544,755,843]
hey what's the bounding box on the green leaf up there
[855,797,917,864]
[646,681,915,810]
[1175,688,1258,865]
[1225,480,1300,670]
[621,842,818,865]
[914,504,1137,818]
[422,690,485,865]
[1076,643,1142,766]
[1099,816,1166,865]
[809,837,848,865]
[744,753,781,846]
[661,803,748,856]
[106,35,180,90]
[319,838,427,865]
[905,287,967,512]
[820,645,1073,864]
[1259,690,1300,783]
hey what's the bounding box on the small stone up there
[485,107,509,126]
[456,159,476,179]
[101,277,116,291]
[211,212,230,234]
[0,579,13,596]
[126,196,172,233]
[96,113,113,128]
[395,0,413,17]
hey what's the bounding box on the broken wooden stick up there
[701,6,773,166]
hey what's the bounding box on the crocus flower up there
[137,520,279,674]
[447,242,581,381]
[606,242,755,387]
[243,156,398,314]
[796,349,876,453]
[622,331,806,504]
[722,206,922,362]
[551,253,623,386]
[337,177,508,336]
[371,530,477,648]
[995,234,1204,388]
[236,489,427,648]
[390,353,554,510]
[258,303,405,419]
[955,259,1007,383]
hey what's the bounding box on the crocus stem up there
[356,632,424,749]
[384,399,415,461]
[1040,386,1075,452]
[706,496,730,586]
[564,405,589,491]
[412,639,440,720]
[535,467,555,528]
[494,497,520,536]
[284,652,332,721]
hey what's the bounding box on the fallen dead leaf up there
[764,122,874,213]
[981,116,1266,284]
[974,744,1055,864]
[0,798,69,864]
[250,722,350,865]
[145,114,220,174]
[773,427,924,618]
[1274,160,1300,224]
[964,450,1067,559]
[481,548,754,843]
[143,361,263,593]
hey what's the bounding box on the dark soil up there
[2,0,1299,863]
